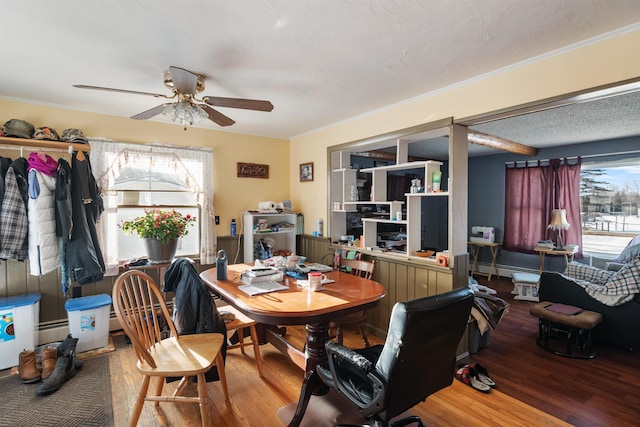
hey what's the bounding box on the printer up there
[470,226,496,244]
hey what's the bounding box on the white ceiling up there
[1,0,640,148]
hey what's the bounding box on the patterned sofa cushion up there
[562,256,640,306]
[564,261,615,285]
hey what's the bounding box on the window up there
[581,158,640,257]
[89,140,216,275]
[116,198,200,262]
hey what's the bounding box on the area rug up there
[0,355,113,427]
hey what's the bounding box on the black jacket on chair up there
[164,258,227,381]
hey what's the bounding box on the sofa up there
[539,269,640,352]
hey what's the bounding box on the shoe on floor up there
[455,364,491,393]
[18,350,41,384]
[40,346,58,380]
[36,353,77,396]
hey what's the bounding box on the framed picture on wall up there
[300,162,314,182]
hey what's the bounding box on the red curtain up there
[551,158,582,254]
[503,158,582,255]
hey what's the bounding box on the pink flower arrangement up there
[120,208,196,244]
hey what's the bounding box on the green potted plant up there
[120,209,196,263]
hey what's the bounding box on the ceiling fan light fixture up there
[162,100,208,129]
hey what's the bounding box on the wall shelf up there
[0,136,90,153]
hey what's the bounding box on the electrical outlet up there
[215,216,220,225]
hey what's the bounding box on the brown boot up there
[18,350,41,384]
[41,347,58,380]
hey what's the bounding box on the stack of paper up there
[241,270,284,284]
[238,281,289,296]
[244,267,279,277]
[306,263,334,272]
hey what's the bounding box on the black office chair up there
[306,287,473,427]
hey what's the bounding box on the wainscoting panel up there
[296,235,332,263]
[2,233,469,350]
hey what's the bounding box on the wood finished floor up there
[470,276,640,427]
[102,276,638,426]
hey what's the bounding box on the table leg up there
[538,252,545,273]
[488,246,499,281]
[287,370,323,427]
[304,323,331,373]
[287,323,330,427]
[470,245,480,275]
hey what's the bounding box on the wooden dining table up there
[200,263,386,426]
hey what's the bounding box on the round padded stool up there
[530,301,603,359]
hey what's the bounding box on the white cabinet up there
[243,212,297,263]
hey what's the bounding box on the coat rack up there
[0,136,90,156]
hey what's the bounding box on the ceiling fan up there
[74,66,274,129]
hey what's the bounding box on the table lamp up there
[548,209,570,250]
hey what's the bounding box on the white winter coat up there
[28,169,60,276]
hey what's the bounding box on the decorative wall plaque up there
[237,162,269,179]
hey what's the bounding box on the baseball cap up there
[33,126,60,141]
[3,119,35,139]
[61,128,88,143]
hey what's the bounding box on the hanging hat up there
[61,128,88,143]
[3,119,35,139]
[33,126,60,141]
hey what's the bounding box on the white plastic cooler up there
[0,293,41,370]
[65,294,112,353]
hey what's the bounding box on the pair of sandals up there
[455,363,496,393]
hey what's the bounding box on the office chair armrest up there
[325,340,372,372]
[324,341,386,415]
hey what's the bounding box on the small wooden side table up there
[533,246,578,273]
[468,241,501,281]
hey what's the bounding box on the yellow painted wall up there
[2,29,639,237]
[0,100,289,235]
[290,28,640,234]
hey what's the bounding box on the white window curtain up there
[89,138,216,275]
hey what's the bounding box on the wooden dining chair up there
[113,270,228,427]
[216,302,264,378]
[331,258,377,347]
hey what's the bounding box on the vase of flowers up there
[120,209,196,264]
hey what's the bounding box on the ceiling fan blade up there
[73,84,169,98]
[203,96,274,112]
[170,66,198,95]
[202,105,235,127]
[131,104,170,120]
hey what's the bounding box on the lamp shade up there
[548,209,570,230]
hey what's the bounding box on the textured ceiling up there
[1,0,639,150]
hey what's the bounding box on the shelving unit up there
[356,160,443,256]
[328,123,469,266]
[405,191,448,255]
[360,160,443,202]
[243,212,297,263]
